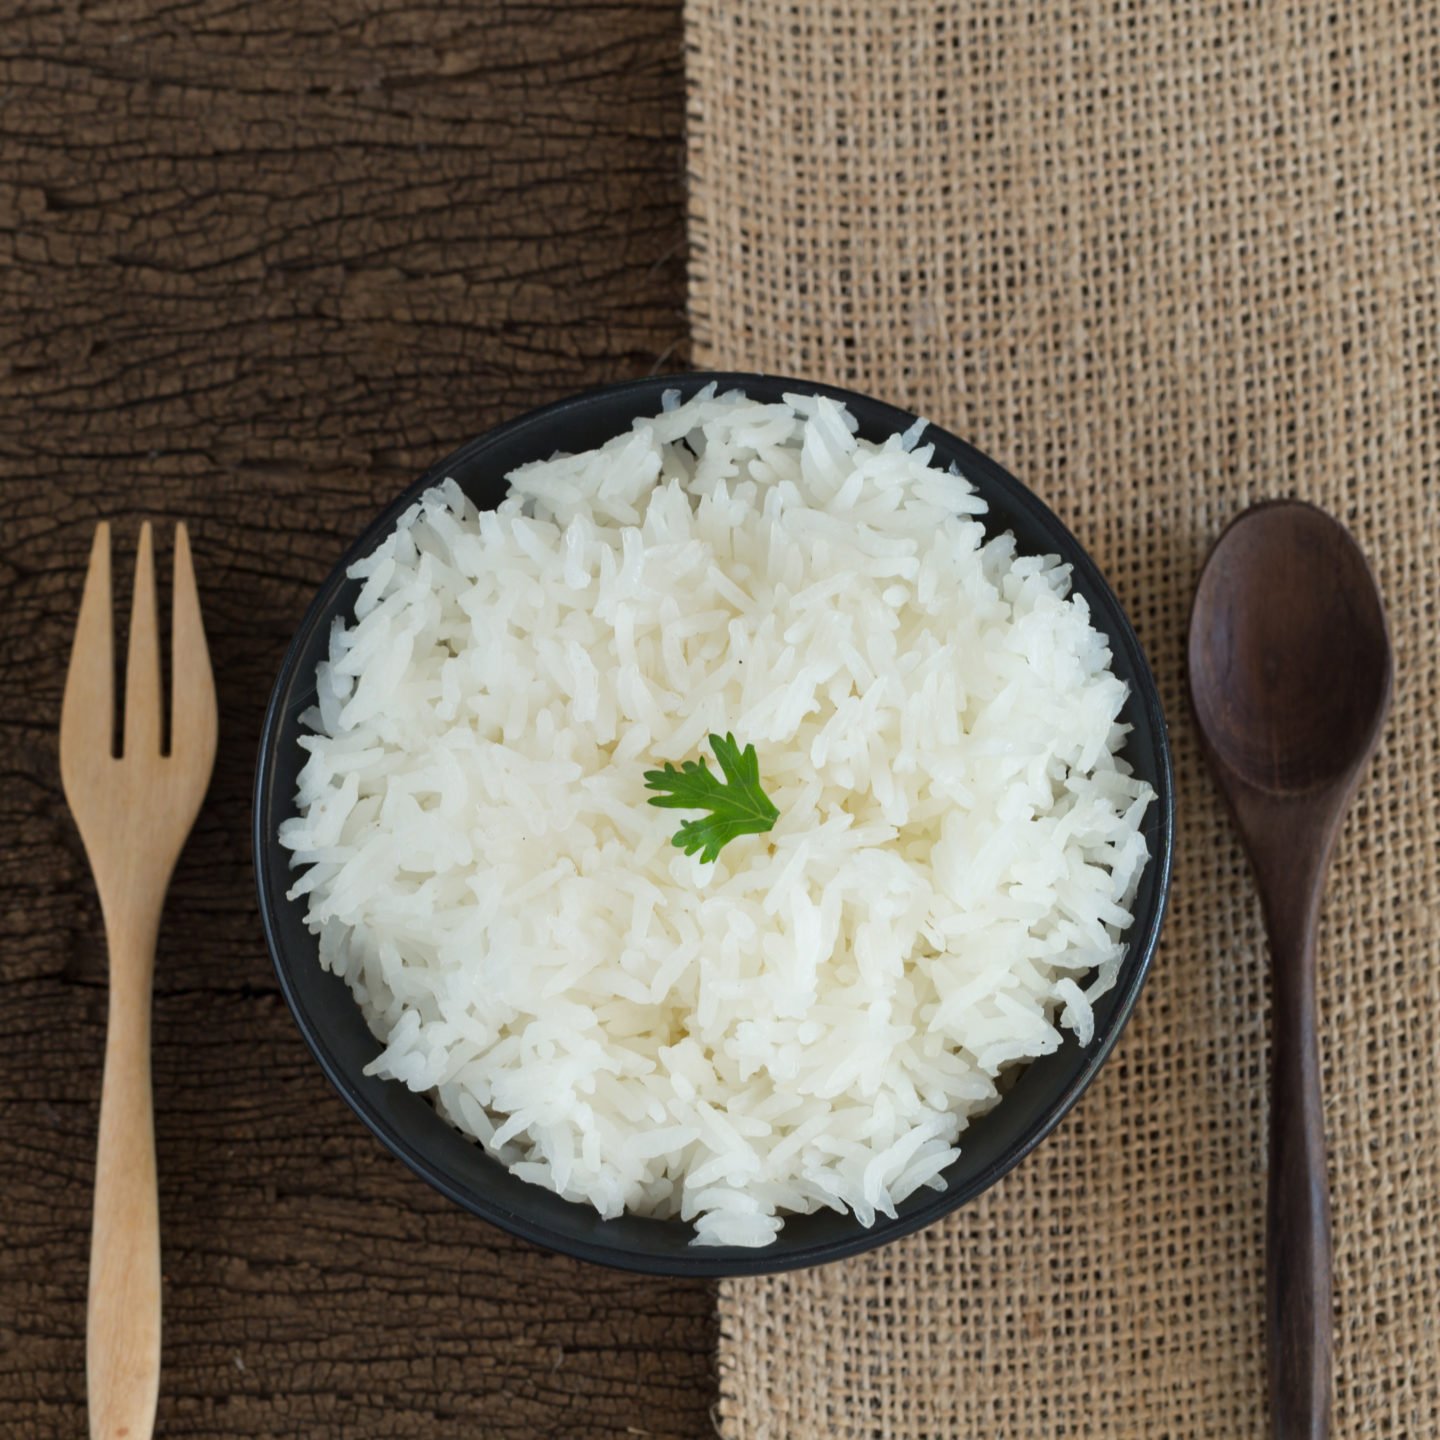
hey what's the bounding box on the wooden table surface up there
[0,3,714,1435]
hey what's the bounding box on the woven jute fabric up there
[685,2,1440,1435]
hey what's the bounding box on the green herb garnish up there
[644,732,781,864]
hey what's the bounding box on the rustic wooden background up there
[0,2,711,1435]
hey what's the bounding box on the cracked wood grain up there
[0,1,709,1436]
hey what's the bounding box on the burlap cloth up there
[685,2,1439,1434]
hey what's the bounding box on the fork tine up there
[170,523,217,763]
[123,522,162,758]
[60,523,115,773]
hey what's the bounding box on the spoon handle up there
[1264,871,1333,1440]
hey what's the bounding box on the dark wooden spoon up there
[1188,500,1392,1440]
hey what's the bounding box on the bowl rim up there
[254,370,1175,1276]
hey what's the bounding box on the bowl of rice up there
[254,373,1174,1275]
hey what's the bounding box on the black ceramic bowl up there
[254,372,1174,1276]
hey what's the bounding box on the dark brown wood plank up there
[0,2,710,1435]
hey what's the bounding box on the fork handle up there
[88,911,161,1440]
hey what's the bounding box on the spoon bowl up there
[1189,501,1390,797]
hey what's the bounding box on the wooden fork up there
[60,523,217,1440]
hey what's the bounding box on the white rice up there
[279,386,1152,1247]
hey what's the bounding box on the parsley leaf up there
[643,732,781,864]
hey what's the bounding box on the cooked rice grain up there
[280,387,1151,1246]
